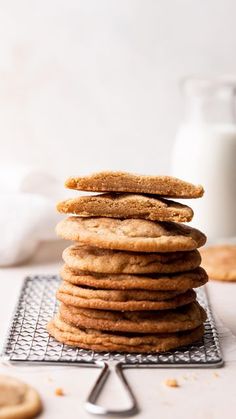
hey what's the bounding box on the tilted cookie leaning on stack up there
[47,171,208,353]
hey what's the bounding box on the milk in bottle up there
[171,77,236,240]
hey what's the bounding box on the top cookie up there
[65,171,204,199]
[57,193,193,222]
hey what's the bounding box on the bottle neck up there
[184,93,236,125]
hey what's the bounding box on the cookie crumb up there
[164,379,179,388]
[55,387,64,396]
[213,372,219,378]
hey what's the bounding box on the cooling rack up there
[2,275,223,416]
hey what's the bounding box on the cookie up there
[0,375,42,419]
[56,217,206,252]
[47,315,204,352]
[65,171,204,198]
[63,244,201,274]
[59,301,207,333]
[60,265,208,291]
[201,244,236,281]
[57,193,193,222]
[58,280,184,303]
[56,283,196,310]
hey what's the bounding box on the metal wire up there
[2,275,223,367]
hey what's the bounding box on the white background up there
[0,0,236,179]
[0,5,236,417]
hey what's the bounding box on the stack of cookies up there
[47,171,208,353]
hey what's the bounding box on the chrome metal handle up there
[85,361,139,416]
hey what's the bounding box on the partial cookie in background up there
[63,244,202,274]
[201,244,236,281]
[0,375,42,419]
[65,171,204,198]
[47,315,204,352]
[56,282,196,311]
[56,217,206,252]
[59,301,207,334]
[60,265,208,291]
[57,193,194,222]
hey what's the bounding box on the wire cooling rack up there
[1,275,223,416]
[2,275,223,366]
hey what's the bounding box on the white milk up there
[171,123,236,239]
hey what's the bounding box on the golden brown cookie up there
[63,244,201,274]
[60,264,208,291]
[65,171,204,198]
[57,193,193,222]
[201,244,236,281]
[56,283,196,311]
[58,280,183,303]
[0,375,42,419]
[47,315,204,352]
[59,301,207,334]
[56,217,206,253]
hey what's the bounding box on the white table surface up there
[0,242,235,419]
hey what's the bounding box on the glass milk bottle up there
[171,77,236,240]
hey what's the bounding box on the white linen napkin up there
[0,166,63,266]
